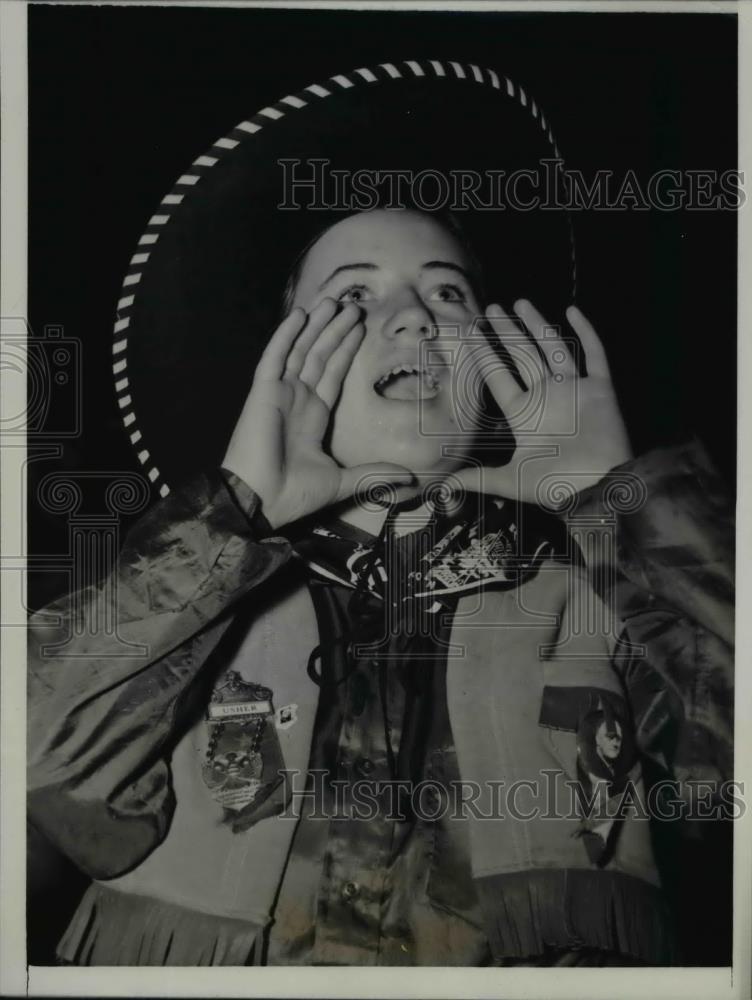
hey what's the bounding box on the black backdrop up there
[27,5,736,965]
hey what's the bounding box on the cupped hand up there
[222,298,413,529]
[453,300,632,511]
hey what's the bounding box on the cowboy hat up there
[113,59,576,495]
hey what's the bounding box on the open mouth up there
[373,364,441,401]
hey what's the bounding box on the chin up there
[334,438,469,480]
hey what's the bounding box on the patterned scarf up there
[294,490,563,632]
[291,492,565,791]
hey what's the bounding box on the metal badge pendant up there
[202,670,285,819]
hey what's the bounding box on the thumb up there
[336,463,415,506]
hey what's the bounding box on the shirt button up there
[342,881,360,901]
[335,757,349,778]
[355,757,374,776]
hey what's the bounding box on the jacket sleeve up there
[27,470,291,879]
[574,440,734,788]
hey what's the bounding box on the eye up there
[429,283,468,304]
[337,283,373,304]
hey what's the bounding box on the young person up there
[27,64,734,967]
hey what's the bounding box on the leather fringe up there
[476,868,677,965]
[57,882,261,966]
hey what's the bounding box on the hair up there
[279,206,486,318]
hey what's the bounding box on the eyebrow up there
[317,259,473,292]
[421,260,474,284]
[317,263,378,292]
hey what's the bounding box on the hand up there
[222,298,413,530]
[454,300,632,510]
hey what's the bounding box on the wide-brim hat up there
[114,59,576,497]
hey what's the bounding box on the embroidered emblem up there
[412,521,526,596]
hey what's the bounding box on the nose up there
[382,290,437,341]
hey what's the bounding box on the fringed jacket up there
[27,441,734,966]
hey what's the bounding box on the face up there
[291,210,484,475]
[595,720,623,762]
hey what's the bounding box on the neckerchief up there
[294,490,564,615]
[291,492,565,791]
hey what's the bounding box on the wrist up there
[220,468,280,537]
[546,453,635,519]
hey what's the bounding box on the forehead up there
[296,210,469,284]
[598,720,622,735]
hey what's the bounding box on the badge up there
[574,697,639,865]
[576,699,636,792]
[202,670,285,822]
[275,703,298,730]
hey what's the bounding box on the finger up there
[486,302,548,387]
[253,307,309,382]
[483,303,539,395]
[316,322,365,409]
[565,305,612,379]
[336,463,415,505]
[513,298,577,380]
[297,302,362,387]
[283,297,340,377]
[288,378,330,439]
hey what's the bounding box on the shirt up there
[265,518,492,966]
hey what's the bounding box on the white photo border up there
[2,2,749,997]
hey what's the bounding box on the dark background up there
[27,5,736,965]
